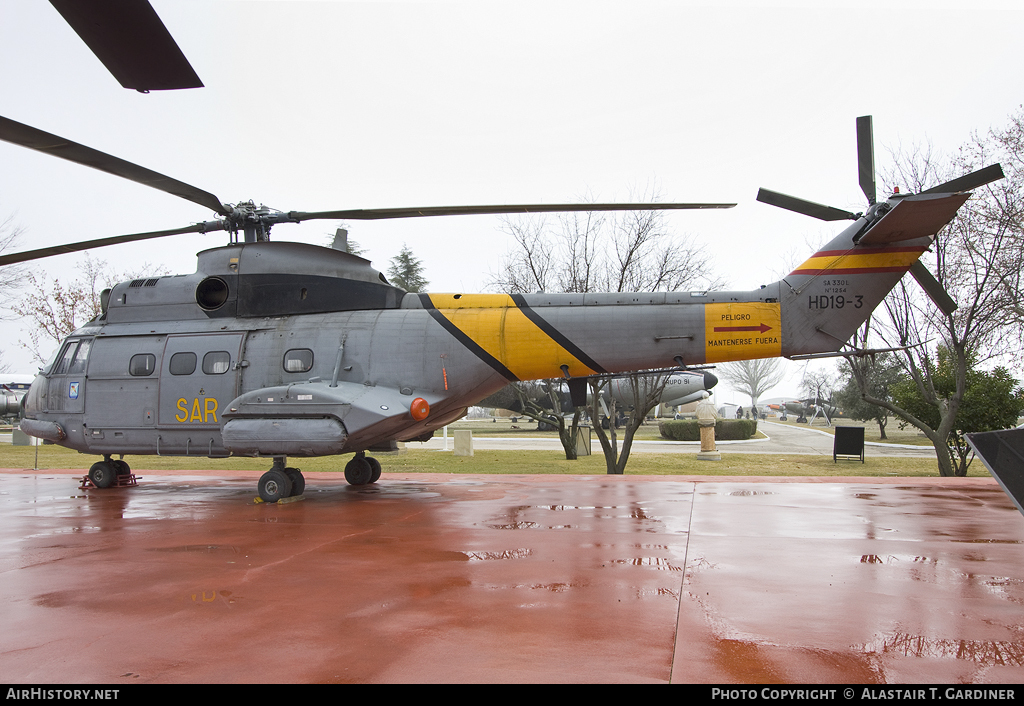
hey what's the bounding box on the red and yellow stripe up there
[789,246,926,276]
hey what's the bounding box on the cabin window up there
[129,353,157,376]
[283,348,313,373]
[169,352,197,376]
[203,351,231,375]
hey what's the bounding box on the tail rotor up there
[756,116,1004,316]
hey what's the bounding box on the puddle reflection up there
[863,632,1024,667]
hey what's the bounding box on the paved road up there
[415,421,938,457]
[1,421,936,457]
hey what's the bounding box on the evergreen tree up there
[387,244,428,292]
[889,347,1024,475]
[835,354,905,440]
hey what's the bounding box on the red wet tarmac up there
[1,469,1023,684]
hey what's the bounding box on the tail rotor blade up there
[756,188,858,221]
[909,260,957,315]
[921,163,1005,195]
[857,115,876,205]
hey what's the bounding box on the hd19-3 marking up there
[809,295,863,309]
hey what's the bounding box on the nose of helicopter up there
[702,370,718,391]
[22,374,46,418]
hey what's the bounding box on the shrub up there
[659,419,757,441]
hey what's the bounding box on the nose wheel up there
[258,457,305,503]
[344,452,381,485]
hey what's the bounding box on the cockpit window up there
[52,340,80,375]
[41,346,61,375]
[67,339,92,375]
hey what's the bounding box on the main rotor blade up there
[756,188,858,221]
[921,163,1005,195]
[49,0,203,91]
[287,202,736,222]
[0,221,225,267]
[0,115,230,216]
[909,260,958,316]
[857,115,876,205]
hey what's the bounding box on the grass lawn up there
[0,441,985,478]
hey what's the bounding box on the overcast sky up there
[2,0,1022,402]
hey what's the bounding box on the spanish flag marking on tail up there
[789,246,927,276]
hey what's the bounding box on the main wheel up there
[89,461,117,489]
[284,467,305,497]
[258,469,293,503]
[112,460,131,477]
[366,456,382,483]
[344,457,373,486]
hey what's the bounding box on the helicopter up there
[0,375,34,422]
[4,110,1002,501]
[3,3,1006,502]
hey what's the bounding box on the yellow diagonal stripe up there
[792,248,924,273]
[428,294,598,380]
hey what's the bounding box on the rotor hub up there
[225,201,294,243]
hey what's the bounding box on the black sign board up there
[834,426,865,463]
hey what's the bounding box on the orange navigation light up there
[410,398,430,420]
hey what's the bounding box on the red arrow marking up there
[714,323,772,333]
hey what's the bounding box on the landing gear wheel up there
[112,460,131,477]
[367,457,381,484]
[258,469,293,503]
[284,467,305,497]
[344,456,373,486]
[89,461,117,489]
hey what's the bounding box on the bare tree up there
[847,111,1024,476]
[490,198,723,295]
[482,381,586,459]
[0,213,27,313]
[491,193,722,469]
[13,255,169,363]
[982,107,1024,335]
[0,212,29,371]
[717,358,787,408]
[589,371,672,475]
